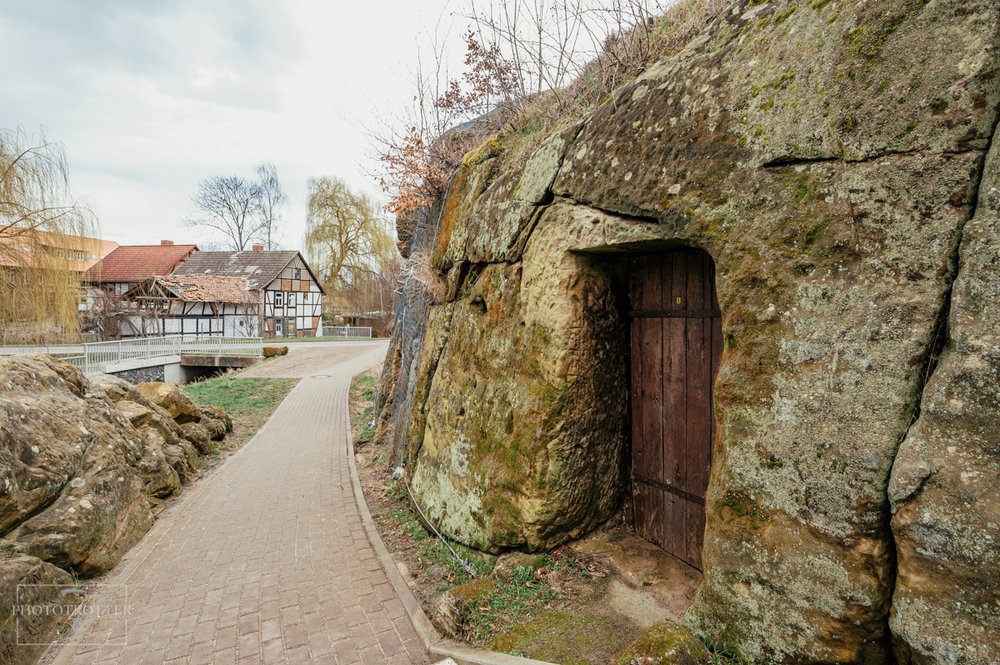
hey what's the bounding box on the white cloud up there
[0,0,467,248]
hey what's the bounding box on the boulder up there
[0,359,231,579]
[90,374,200,495]
[262,346,288,358]
[431,578,496,640]
[616,622,712,665]
[376,0,1000,662]
[0,357,152,575]
[199,406,232,440]
[0,551,78,665]
[136,381,202,424]
[179,422,217,456]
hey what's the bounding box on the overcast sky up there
[0,0,466,248]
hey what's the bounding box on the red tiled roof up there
[172,250,324,293]
[154,275,258,304]
[86,244,197,283]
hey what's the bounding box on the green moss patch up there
[486,607,635,664]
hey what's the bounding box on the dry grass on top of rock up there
[491,0,731,167]
[496,0,730,167]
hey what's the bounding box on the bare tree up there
[187,176,263,251]
[254,163,286,250]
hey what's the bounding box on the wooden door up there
[630,250,722,569]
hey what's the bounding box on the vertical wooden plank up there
[649,257,665,547]
[690,502,706,570]
[683,319,707,564]
[684,255,709,565]
[678,256,712,496]
[630,258,645,537]
[660,253,672,556]
[663,252,685,558]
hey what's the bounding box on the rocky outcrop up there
[91,374,201,495]
[0,552,77,665]
[199,406,233,441]
[0,355,234,650]
[377,0,1000,663]
[262,345,288,358]
[136,381,203,424]
[887,117,1000,664]
[1,357,153,575]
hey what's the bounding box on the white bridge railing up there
[320,326,373,338]
[54,335,263,373]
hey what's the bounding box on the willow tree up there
[0,128,95,343]
[304,177,400,318]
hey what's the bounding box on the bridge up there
[0,335,263,383]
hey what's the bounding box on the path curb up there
[344,369,554,665]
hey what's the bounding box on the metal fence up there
[2,335,263,373]
[320,326,373,338]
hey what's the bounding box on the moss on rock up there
[617,622,713,665]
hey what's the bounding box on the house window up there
[294,268,301,279]
[275,292,284,308]
[287,292,296,307]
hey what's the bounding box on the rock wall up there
[378,0,1000,662]
[887,121,1000,664]
[0,356,231,658]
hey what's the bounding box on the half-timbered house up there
[172,247,324,337]
[122,275,260,337]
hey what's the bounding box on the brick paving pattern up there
[48,342,427,665]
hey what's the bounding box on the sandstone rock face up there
[887,125,1000,664]
[180,422,218,456]
[199,406,233,441]
[0,552,77,665]
[376,1,1000,663]
[91,374,202,494]
[137,381,202,424]
[0,358,231,576]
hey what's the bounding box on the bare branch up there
[254,163,286,250]
[186,175,265,251]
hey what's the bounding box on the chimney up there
[252,244,264,252]
[160,240,174,246]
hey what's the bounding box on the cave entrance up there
[629,250,722,569]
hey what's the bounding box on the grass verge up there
[184,372,298,449]
[351,371,378,444]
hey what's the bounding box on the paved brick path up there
[48,342,427,665]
